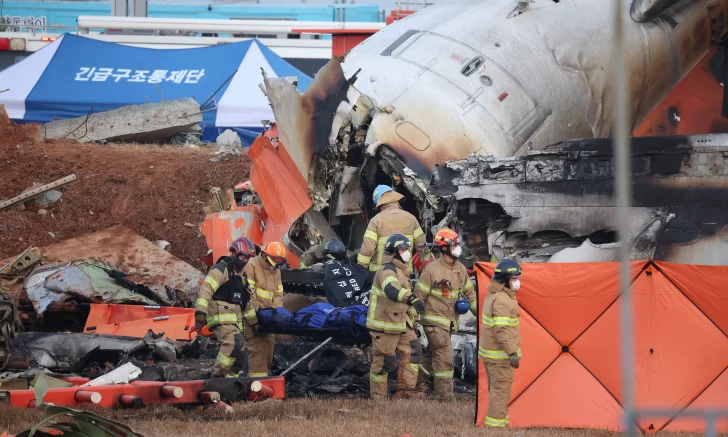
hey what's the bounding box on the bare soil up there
[0,400,706,437]
[0,133,250,270]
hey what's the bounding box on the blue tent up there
[0,34,312,145]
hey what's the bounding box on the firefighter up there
[367,233,426,399]
[194,237,259,378]
[479,258,523,428]
[299,243,324,269]
[415,227,477,400]
[357,185,426,275]
[243,241,287,377]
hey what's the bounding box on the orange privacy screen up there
[474,261,728,433]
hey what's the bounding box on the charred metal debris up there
[428,134,728,264]
[261,54,728,266]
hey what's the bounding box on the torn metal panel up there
[11,330,177,372]
[261,60,352,183]
[334,166,365,216]
[430,134,728,264]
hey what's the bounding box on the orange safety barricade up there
[474,261,728,433]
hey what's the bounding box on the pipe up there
[248,381,275,401]
[74,390,102,404]
[199,391,221,404]
[613,0,635,435]
[160,385,183,398]
[279,337,334,377]
[119,395,144,408]
[215,400,234,413]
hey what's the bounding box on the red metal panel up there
[84,304,194,331]
[9,377,286,409]
[199,206,264,262]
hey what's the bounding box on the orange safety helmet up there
[262,241,287,265]
[433,227,461,247]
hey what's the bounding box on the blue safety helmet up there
[455,298,471,315]
[372,185,393,204]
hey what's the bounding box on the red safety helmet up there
[433,228,461,247]
[229,237,256,258]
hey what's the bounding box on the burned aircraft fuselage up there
[254,0,728,260]
[427,134,728,264]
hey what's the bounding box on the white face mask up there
[399,250,412,263]
[510,279,521,291]
[450,245,462,257]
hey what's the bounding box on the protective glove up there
[509,353,520,369]
[406,294,425,314]
[193,311,206,332]
[249,323,259,336]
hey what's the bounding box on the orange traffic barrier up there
[474,261,728,433]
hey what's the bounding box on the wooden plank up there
[0,174,77,211]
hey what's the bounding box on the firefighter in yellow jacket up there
[299,243,324,269]
[357,185,426,274]
[243,241,287,377]
[415,228,477,400]
[479,258,523,428]
[194,237,259,378]
[367,233,426,399]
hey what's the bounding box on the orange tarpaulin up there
[474,261,728,433]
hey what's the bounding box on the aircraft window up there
[461,56,484,77]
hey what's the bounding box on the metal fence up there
[612,2,728,436]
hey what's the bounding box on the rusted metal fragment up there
[1,226,203,300]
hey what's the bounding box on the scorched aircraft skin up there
[231,0,728,265]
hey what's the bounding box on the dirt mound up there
[0,105,37,144]
[0,138,250,270]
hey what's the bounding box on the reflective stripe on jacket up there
[415,256,476,331]
[366,257,415,334]
[243,254,284,310]
[195,261,258,329]
[356,203,425,273]
[478,280,521,363]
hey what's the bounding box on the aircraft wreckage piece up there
[11,330,178,372]
[260,0,727,188]
[252,0,728,257]
[427,134,728,264]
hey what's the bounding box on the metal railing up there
[612,1,728,435]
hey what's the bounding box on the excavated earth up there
[0,123,251,270]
